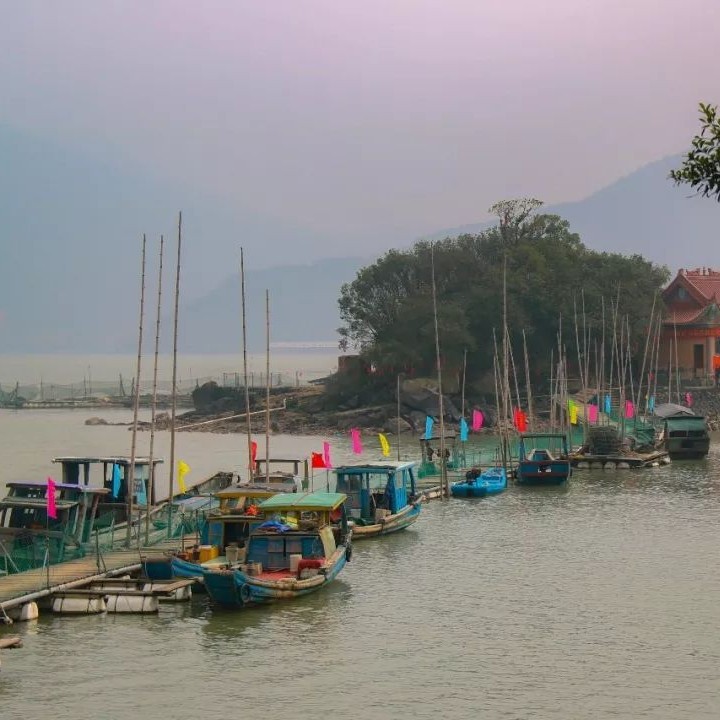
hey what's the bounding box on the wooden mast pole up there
[146,234,164,545]
[396,374,402,461]
[430,243,448,498]
[168,213,182,517]
[127,234,147,548]
[522,329,533,431]
[265,289,271,483]
[240,248,254,478]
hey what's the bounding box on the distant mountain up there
[425,155,720,271]
[175,256,367,353]
[0,125,339,352]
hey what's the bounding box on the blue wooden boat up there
[515,433,572,485]
[450,466,507,498]
[202,492,351,608]
[142,483,284,581]
[334,461,422,539]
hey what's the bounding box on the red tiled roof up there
[678,268,720,301]
[663,308,704,324]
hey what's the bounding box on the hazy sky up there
[2,1,718,251]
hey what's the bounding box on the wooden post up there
[522,329,533,431]
[240,248,254,478]
[146,234,164,544]
[265,289,271,484]
[430,244,448,498]
[168,212,182,514]
[127,234,147,548]
[396,374,402,461]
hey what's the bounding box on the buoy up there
[577,462,589,470]
[617,462,630,470]
[52,595,106,615]
[105,594,159,614]
[590,462,604,470]
[603,462,615,470]
[7,602,39,622]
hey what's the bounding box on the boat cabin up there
[242,492,349,576]
[653,404,710,459]
[52,456,164,526]
[0,481,109,571]
[252,458,303,491]
[201,484,282,553]
[518,434,569,461]
[334,462,418,524]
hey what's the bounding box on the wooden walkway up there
[0,535,197,612]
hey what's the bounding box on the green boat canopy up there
[665,417,708,431]
[259,492,347,512]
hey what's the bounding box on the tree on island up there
[336,202,669,400]
[670,102,720,202]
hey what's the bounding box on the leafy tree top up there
[670,103,720,202]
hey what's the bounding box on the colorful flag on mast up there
[322,441,332,469]
[311,452,326,469]
[378,433,390,457]
[424,416,434,440]
[459,418,469,442]
[111,463,121,499]
[47,477,57,520]
[178,460,191,493]
[351,428,362,455]
[471,410,483,431]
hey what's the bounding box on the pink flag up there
[624,400,634,419]
[351,428,362,455]
[322,441,332,468]
[588,404,598,423]
[685,392,693,407]
[47,477,57,520]
[471,409,484,431]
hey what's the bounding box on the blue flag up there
[459,417,469,442]
[425,416,434,440]
[135,477,148,507]
[111,463,121,498]
[648,395,655,413]
[604,395,612,414]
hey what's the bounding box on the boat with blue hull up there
[334,461,422,539]
[202,492,351,608]
[515,433,572,485]
[450,466,507,498]
[142,483,284,581]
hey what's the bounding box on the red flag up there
[311,452,326,469]
[47,477,57,520]
[251,441,258,463]
[513,408,528,432]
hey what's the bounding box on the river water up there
[1,409,719,719]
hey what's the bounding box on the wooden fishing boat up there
[515,433,571,485]
[201,492,351,608]
[0,481,109,575]
[334,461,422,538]
[142,483,287,581]
[250,458,304,491]
[450,466,507,498]
[654,403,710,460]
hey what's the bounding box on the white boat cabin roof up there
[52,456,164,466]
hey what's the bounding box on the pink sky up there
[2,0,718,250]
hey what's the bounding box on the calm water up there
[1,410,719,719]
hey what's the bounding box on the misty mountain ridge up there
[1,125,718,353]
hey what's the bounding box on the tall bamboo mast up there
[430,244,448,498]
[460,348,468,421]
[146,234,164,544]
[240,248,254,477]
[127,234,147,548]
[265,289,271,483]
[396,374,402,461]
[522,329,533,431]
[168,213,182,507]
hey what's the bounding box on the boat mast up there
[396,373,402,461]
[265,288,271,484]
[168,212,182,527]
[430,243,448,498]
[240,248,254,477]
[522,329,532,431]
[146,234,164,545]
[460,348,467,421]
[127,234,147,548]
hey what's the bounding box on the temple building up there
[661,267,720,382]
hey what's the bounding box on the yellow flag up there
[378,433,390,457]
[178,460,191,493]
[570,405,578,425]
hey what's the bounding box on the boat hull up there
[516,460,571,485]
[203,545,349,608]
[451,468,507,498]
[351,502,421,539]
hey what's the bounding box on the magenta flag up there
[47,477,57,520]
[624,400,634,419]
[323,441,332,468]
[472,409,484,431]
[685,392,693,407]
[588,404,598,423]
[351,428,362,455]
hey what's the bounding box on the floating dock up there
[0,535,198,619]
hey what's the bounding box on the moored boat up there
[653,403,710,460]
[334,461,422,539]
[450,466,507,498]
[202,492,351,608]
[515,433,571,485]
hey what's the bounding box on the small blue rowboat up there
[450,466,507,498]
